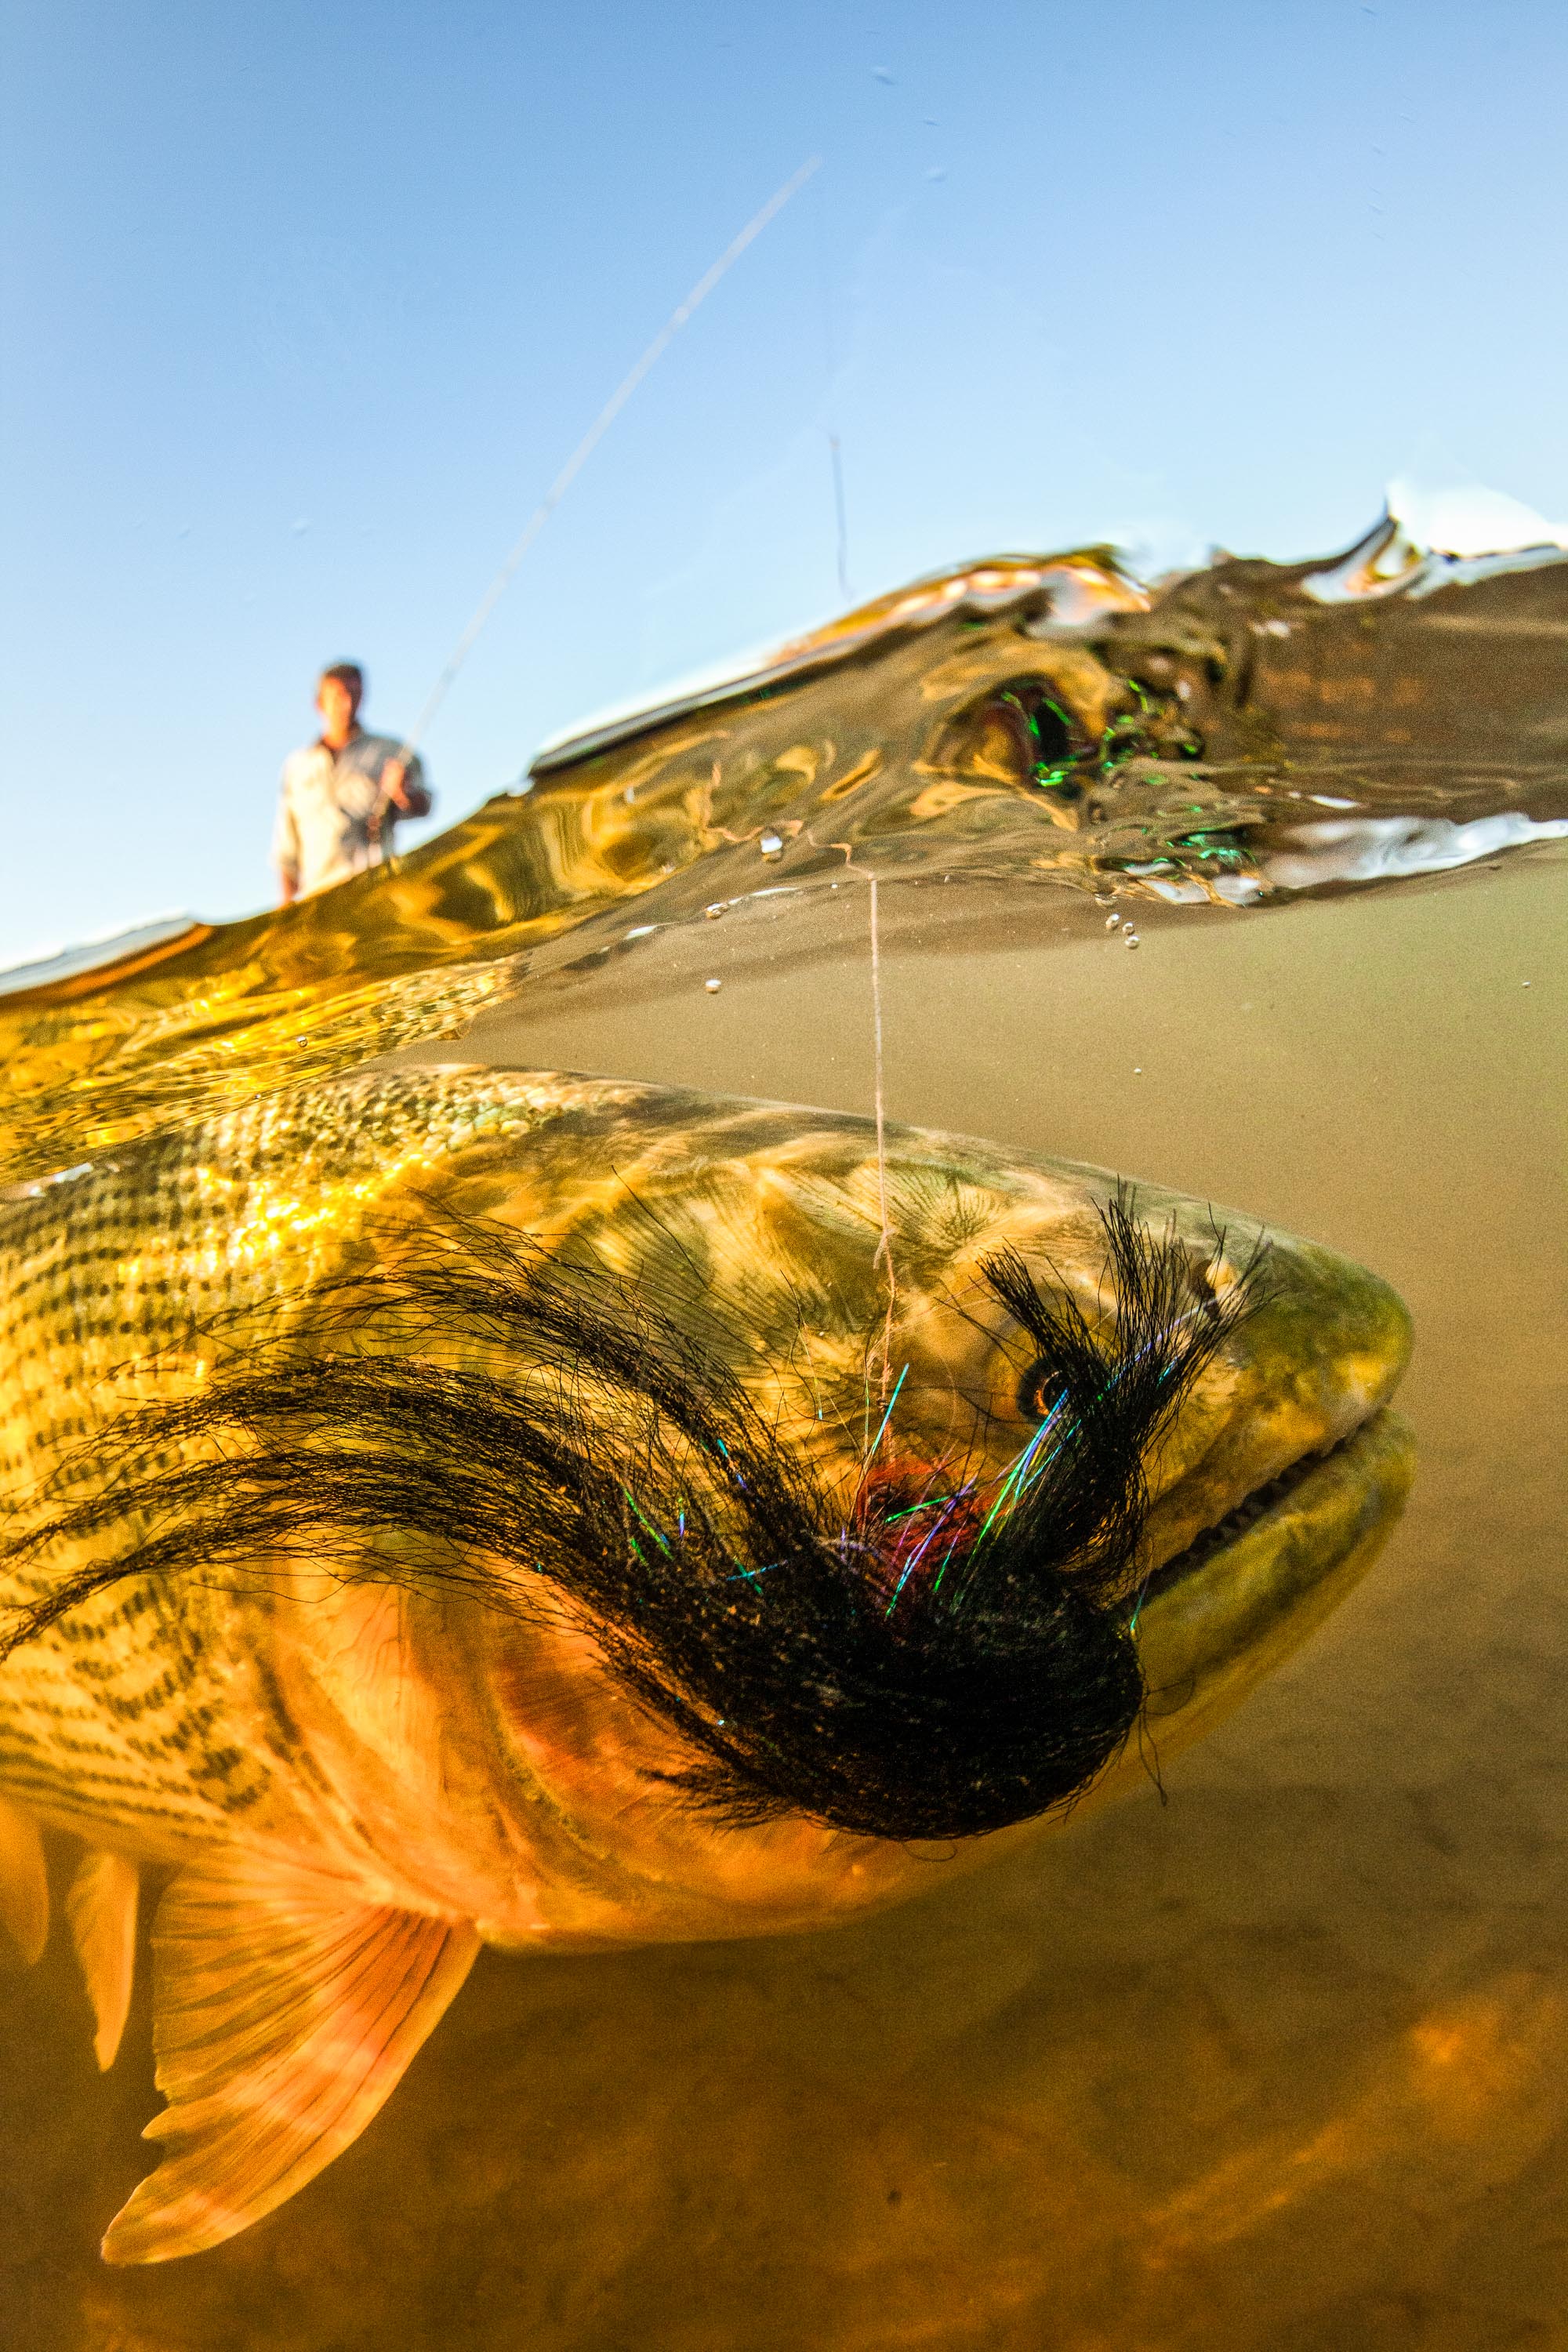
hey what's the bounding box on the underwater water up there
[0,517,1562,2349]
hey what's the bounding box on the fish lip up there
[1118,1216,1414,1593]
[1138,1402,1397,1603]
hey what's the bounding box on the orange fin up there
[67,1849,140,2070]
[100,1849,481,2265]
[0,1795,49,1966]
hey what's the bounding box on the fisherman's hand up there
[380,756,412,810]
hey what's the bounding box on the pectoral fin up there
[0,1795,49,1966]
[67,1849,140,2070]
[101,1850,481,2265]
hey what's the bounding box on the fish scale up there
[0,1067,601,1854]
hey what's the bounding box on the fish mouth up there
[1112,1404,1415,1780]
[1141,1423,1370,1600]
[1058,1196,1419,1785]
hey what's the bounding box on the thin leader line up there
[869,872,897,1401]
[829,433,851,607]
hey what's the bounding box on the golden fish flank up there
[0,1063,1414,2263]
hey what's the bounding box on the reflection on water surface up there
[0,522,1561,2347]
[2,514,1563,1178]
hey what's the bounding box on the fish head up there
[383,1072,1414,1943]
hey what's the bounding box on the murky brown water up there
[0,841,1559,2350]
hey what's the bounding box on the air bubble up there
[759,831,784,858]
[705,902,724,920]
[705,978,722,995]
[1105,914,1121,931]
[1124,930,1141,949]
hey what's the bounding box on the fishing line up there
[829,433,851,606]
[868,873,898,1401]
[395,154,823,770]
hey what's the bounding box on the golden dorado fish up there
[0,1058,1412,2265]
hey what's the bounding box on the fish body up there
[0,1063,1413,2259]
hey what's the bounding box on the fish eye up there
[1018,1360,1070,1423]
[928,675,1090,789]
[1026,695,1074,769]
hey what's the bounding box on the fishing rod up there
[382,154,822,806]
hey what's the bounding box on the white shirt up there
[273,731,432,898]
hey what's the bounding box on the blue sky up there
[3,0,1565,964]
